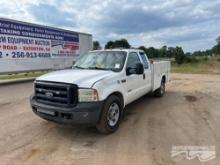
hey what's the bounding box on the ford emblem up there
[45,92,53,97]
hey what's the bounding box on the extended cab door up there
[139,52,152,92]
[124,52,147,104]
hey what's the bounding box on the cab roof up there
[90,48,144,53]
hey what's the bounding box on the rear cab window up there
[139,52,149,69]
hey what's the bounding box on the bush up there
[184,56,199,63]
[190,56,199,63]
[202,57,209,61]
[184,56,192,63]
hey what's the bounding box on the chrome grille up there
[35,81,78,107]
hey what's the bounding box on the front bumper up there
[30,95,104,125]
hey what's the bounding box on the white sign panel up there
[0,18,92,73]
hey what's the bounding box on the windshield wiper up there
[75,66,115,71]
[88,67,110,71]
[74,66,86,69]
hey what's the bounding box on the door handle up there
[121,79,126,83]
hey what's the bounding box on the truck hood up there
[36,69,115,88]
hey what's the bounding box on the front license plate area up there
[37,108,55,116]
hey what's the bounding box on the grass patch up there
[171,57,220,74]
[0,71,48,80]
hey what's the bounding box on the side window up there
[126,52,141,68]
[139,52,149,69]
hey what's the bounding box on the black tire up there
[96,95,122,134]
[154,78,166,97]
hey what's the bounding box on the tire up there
[154,78,166,97]
[96,95,122,134]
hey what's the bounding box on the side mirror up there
[126,63,144,75]
[135,63,144,75]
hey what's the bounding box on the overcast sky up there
[0,0,219,52]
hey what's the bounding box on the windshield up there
[73,51,127,72]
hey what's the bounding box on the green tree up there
[93,41,101,50]
[167,47,176,58]
[216,36,220,44]
[175,46,185,64]
[212,36,220,55]
[105,41,114,49]
[159,46,167,57]
[114,39,131,48]
[146,47,159,58]
[138,46,147,52]
[105,39,131,49]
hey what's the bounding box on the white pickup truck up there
[30,49,170,133]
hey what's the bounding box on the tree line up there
[93,37,220,64]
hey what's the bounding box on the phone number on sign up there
[0,51,51,58]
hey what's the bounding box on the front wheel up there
[154,79,166,97]
[96,95,122,134]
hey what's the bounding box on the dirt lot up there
[0,73,220,165]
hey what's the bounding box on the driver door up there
[125,52,146,104]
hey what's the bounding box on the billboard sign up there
[0,19,80,60]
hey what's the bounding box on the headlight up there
[78,88,99,102]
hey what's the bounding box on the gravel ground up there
[0,73,220,165]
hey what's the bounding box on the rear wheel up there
[154,78,166,97]
[96,95,122,134]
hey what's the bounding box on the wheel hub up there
[107,102,120,127]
